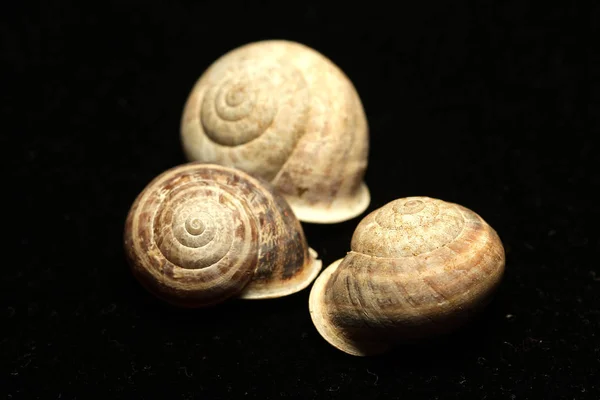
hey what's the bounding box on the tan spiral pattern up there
[124,163,322,308]
[200,60,309,153]
[352,198,465,258]
[181,40,370,224]
[309,197,506,356]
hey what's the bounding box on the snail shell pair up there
[123,40,506,356]
[126,40,362,308]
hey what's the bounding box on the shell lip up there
[308,258,391,357]
[238,248,323,300]
[287,182,370,224]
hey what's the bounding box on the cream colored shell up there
[309,196,505,356]
[124,163,322,308]
[180,40,369,224]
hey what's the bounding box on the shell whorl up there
[351,198,466,258]
[124,163,322,307]
[200,59,309,154]
[186,50,311,182]
[181,40,370,224]
[309,197,506,356]
[155,179,257,271]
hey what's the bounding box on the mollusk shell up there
[309,197,505,355]
[181,40,370,224]
[124,163,322,307]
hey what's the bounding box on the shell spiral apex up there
[181,40,370,224]
[309,196,505,356]
[124,162,322,308]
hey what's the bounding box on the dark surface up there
[2,1,597,399]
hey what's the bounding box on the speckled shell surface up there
[309,197,505,356]
[124,163,322,308]
[180,40,370,224]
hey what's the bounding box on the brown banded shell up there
[309,196,505,356]
[180,40,370,224]
[124,163,322,307]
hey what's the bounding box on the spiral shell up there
[181,40,370,224]
[309,197,505,356]
[124,163,322,307]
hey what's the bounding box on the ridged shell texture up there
[309,196,505,356]
[181,40,370,224]
[124,163,322,307]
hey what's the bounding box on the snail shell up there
[180,40,370,224]
[309,196,505,356]
[124,163,322,307]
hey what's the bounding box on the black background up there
[2,1,597,399]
